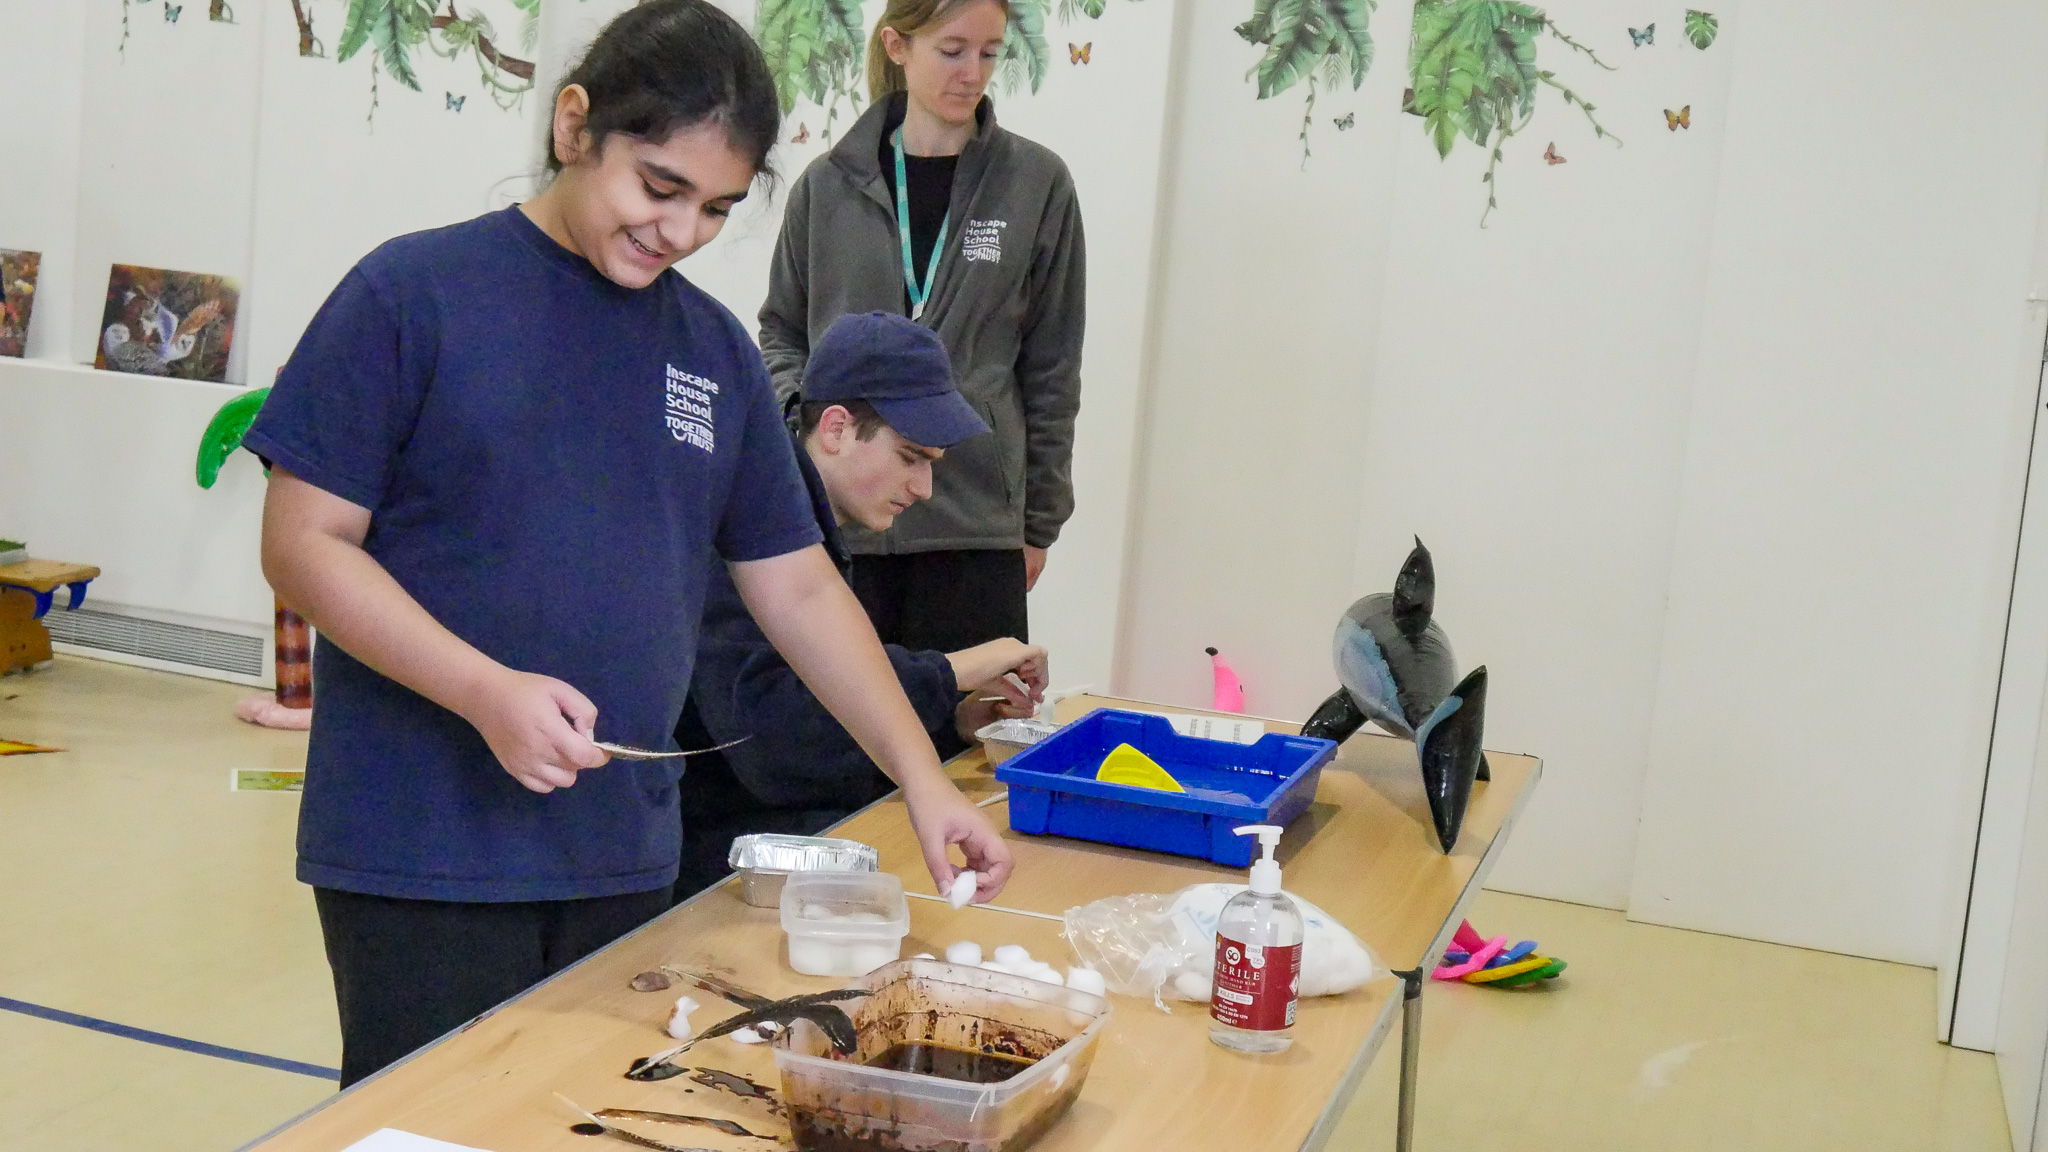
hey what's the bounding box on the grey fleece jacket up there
[759,93,1087,553]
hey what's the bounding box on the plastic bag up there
[1062,884,1380,1012]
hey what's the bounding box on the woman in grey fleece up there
[758,0,1086,654]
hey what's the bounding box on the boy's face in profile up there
[809,407,945,532]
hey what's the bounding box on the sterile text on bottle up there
[1210,935,1301,1031]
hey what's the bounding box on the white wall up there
[245,0,543,387]
[1628,0,2048,967]
[1998,661,2048,1146]
[1121,0,2048,973]
[69,0,267,381]
[1115,0,1409,718]
[1351,0,1736,908]
[0,1,86,363]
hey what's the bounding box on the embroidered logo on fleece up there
[961,218,1008,263]
[665,364,717,453]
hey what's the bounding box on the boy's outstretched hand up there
[902,775,1013,903]
[460,668,611,793]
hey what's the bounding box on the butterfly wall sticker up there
[1543,142,1565,165]
[1629,23,1653,46]
[1069,42,1091,64]
[165,3,183,21]
[790,123,811,144]
[1332,112,1355,131]
[446,92,465,112]
[1664,105,1691,131]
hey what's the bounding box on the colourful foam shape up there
[1463,955,1552,984]
[1452,920,1487,953]
[1432,935,1506,980]
[1094,743,1185,792]
[1490,959,1566,988]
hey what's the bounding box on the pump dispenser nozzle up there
[1233,824,1284,895]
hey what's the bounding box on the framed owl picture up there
[0,250,39,358]
[94,264,240,383]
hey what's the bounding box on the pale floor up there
[0,655,2015,1152]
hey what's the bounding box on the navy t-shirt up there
[244,207,823,902]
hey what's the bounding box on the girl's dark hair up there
[547,0,781,181]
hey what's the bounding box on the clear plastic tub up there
[774,958,1113,1152]
[780,871,910,977]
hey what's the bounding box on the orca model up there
[1301,539,1490,853]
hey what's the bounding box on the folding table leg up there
[1395,967,1424,1152]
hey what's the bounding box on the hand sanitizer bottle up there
[1209,824,1304,1054]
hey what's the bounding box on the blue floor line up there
[0,994,341,1081]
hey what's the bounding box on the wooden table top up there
[0,560,100,593]
[240,695,1540,1152]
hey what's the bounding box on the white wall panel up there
[0,1,87,364]
[68,0,267,380]
[1629,0,2048,965]
[1349,0,1735,908]
[1112,0,1410,718]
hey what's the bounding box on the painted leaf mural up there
[756,0,867,137]
[1683,8,1717,50]
[999,0,1053,96]
[1235,0,1376,162]
[317,0,538,122]
[1404,0,1619,224]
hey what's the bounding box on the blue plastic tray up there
[993,710,1338,867]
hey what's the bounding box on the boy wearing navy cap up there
[674,313,1047,899]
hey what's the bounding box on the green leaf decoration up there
[757,0,865,120]
[1242,0,1374,99]
[1405,0,1619,222]
[1683,9,1717,50]
[997,0,1050,95]
[195,387,271,490]
[335,0,379,63]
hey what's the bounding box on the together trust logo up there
[664,363,717,453]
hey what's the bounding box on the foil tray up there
[728,833,880,907]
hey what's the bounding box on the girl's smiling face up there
[534,85,758,289]
[885,0,1007,130]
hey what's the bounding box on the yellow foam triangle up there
[1095,743,1184,792]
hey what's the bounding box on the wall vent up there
[46,607,265,680]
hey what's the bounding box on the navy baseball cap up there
[802,313,988,449]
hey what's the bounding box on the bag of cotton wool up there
[1062,883,1379,1012]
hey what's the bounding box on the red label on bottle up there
[1210,934,1302,1032]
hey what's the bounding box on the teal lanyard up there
[892,127,950,321]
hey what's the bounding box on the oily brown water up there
[863,1042,1036,1084]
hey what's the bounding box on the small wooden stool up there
[0,560,101,674]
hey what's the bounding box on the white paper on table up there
[338,1130,501,1152]
[1133,711,1266,744]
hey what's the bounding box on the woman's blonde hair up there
[866,0,1009,102]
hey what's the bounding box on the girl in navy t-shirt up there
[244,0,1012,1088]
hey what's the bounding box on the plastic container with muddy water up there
[773,958,1113,1152]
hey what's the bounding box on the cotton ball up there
[993,944,1032,968]
[1027,963,1065,986]
[948,870,978,909]
[1065,967,1107,997]
[801,903,835,921]
[945,941,983,967]
[845,912,887,924]
[666,995,701,1040]
[913,953,936,961]
[1173,970,1212,1002]
[729,1026,767,1044]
